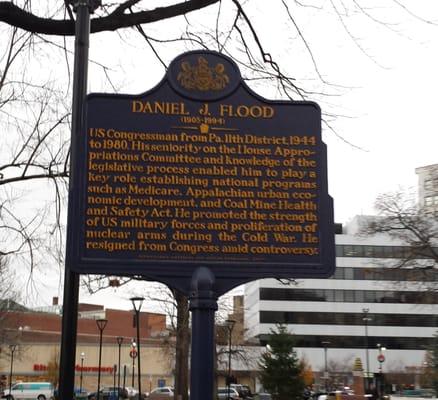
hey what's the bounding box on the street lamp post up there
[321,341,330,392]
[123,365,127,390]
[96,318,108,400]
[113,364,117,398]
[225,319,236,400]
[131,340,137,387]
[131,297,144,399]
[79,352,85,394]
[363,308,371,392]
[8,344,17,397]
[117,337,124,399]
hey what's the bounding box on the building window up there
[355,291,365,302]
[325,290,335,302]
[343,245,355,256]
[344,290,355,302]
[333,268,344,279]
[331,266,438,282]
[336,244,438,259]
[259,287,438,304]
[344,268,354,280]
[364,290,375,303]
[334,290,344,302]
[259,311,438,328]
[259,334,434,350]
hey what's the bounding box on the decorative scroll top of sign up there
[177,57,230,91]
[168,51,240,101]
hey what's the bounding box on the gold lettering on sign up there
[84,99,322,261]
[220,104,274,119]
[132,101,190,115]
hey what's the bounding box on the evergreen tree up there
[259,324,305,400]
[424,332,438,393]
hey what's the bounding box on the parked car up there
[88,387,129,400]
[147,387,174,400]
[52,387,89,400]
[311,392,327,400]
[217,387,240,400]
[230,385,252,399]
[327,390,355,400]
[1,381,54,400]
[74,387,89,397]
[125,387,138,398]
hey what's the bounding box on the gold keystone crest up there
[177,57,229,91]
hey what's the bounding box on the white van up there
[1,382,54,400]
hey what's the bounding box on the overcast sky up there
[323,20,438,223]
[87,1,438,225]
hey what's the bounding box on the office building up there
[244,217,438,381]
[416,163,438,214]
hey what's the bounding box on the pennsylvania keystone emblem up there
[177,56,229,91]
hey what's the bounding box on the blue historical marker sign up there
[67,50,335,295]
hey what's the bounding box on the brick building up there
[0,302,174,392]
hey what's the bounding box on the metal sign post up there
[58,1,100,398]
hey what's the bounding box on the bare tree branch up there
[0,0,221,36]
[360,189,438,278]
